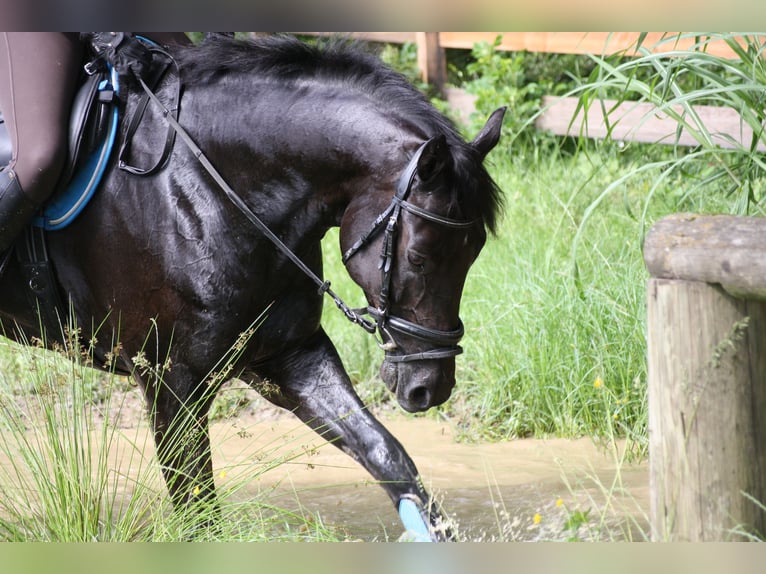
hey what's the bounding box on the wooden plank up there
[437,32,746,59]
[290,32,417,44]
[294,32,748,60]
[537,96,766,152]
[439,32,624,54]
[643,213,766,300]
[647,278,766,540]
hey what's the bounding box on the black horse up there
[0,35,504,540]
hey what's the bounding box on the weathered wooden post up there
[415,32,446,97]
[644,213,766,541]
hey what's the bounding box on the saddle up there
[0,66,119,230]
[0,37,178,344]
[0,65,119,343]
[0,35,178,232]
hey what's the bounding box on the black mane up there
[173,34,503,233]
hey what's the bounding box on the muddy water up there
[0,408,650,541]
[208,415,650,541]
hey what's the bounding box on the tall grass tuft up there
[0,326,161,541]
[575,32,766,226]
[0,318,342,541]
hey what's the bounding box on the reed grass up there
[0,327,342,541]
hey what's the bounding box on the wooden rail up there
[644,213,766,541]
[293,32,747,95]
[536,96,766,151]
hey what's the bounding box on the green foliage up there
[577,32,766,217]
[562,508,592,541]
[452,35,597,150]
[458,36,546,148]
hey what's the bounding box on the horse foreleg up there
[250,329,452,541]
[140,373,219,529]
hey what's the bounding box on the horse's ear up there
[471,106,506,159]
[416,134,449,183]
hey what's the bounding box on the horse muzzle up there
[371,308,463,412]
[381,356,456,413]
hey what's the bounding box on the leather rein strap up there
[117,42,180,176]
[134,74,471,363]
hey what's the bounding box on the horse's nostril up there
[408,385,431,409]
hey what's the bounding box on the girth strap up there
[17,227,67,347]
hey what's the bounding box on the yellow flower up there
[192,485,201,496]
[219,470,227,479]
[533,513,542,525]
[556,498,564,508]
[594,377,604,389]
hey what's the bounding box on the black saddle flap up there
[60,71,113,184]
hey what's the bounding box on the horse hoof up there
[398,494,457,542]
[398,496,434,542]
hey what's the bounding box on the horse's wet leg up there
[142,376,221,535]
[249,329,452,540]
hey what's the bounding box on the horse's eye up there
[407,251,426,271]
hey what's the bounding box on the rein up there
[133,73,471,363]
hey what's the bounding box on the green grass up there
[0,333,344,542]
[321,138,744,457]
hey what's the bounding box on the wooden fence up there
[644,214,766,541]
[535,96,766,152]
[294,32,759,149]
[294,32,745,91]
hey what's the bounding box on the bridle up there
[341,140,474,363]
[133,71,474,363]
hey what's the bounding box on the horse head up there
[341,107,506,412]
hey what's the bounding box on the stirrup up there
[0,169,39,253]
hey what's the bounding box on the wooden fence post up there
[415,32,446,96]
[644,213,766,541]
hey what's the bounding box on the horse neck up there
[179,78,422,239]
